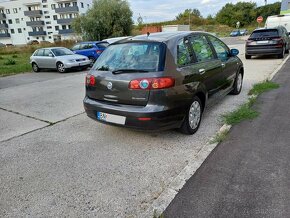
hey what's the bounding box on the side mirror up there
[230,48,239,57]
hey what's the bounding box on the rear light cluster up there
[86,74,95,86]
[96,50,103,55]
[129,77,175,90]
[272,38,284,47]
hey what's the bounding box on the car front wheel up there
[180,96,203,135]
[57,62,66,73]
[230,71,243,95]
[32,63,40,72]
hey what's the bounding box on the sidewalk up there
[164,58,290,218]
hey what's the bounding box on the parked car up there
[84,31,244,135]
[265,15,290,34]
[71,41,109,66]
[230,30,241,37]
[27,40,39,45]
[30,47,91,73]
[240,29,248,36]
[245,26,290,59]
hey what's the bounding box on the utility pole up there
[189,12,191,29]
[265,0,267,5]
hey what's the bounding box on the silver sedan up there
[30,47,91,73]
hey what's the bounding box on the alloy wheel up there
[189,101,201,130]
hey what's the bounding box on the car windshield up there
[93,42,166,72]
[250,29,279,38]
[51,48,74,56]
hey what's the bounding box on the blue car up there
[230,30,241,37]
[71,41,109,66]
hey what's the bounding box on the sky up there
[128,0,281,23]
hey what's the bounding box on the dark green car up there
[84,31,244,134]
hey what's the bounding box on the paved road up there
[0,46,286,217]
[164,56,290,218]
[221,36,247,46]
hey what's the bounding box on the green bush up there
[0,56,3,60]
[4,59,16,65]
[12,54,18,58]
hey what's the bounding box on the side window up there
[177,39,191,67]
[208,35,230,61]
[34,49,44,56]
[87,43,94,49]
[71,44,80,51]
[189,35,214,62]
[43,49,53,56]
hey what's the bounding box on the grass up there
[248,80,280,96]
[0,53,31,77]
[210,128,230,144]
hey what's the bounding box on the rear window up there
[96,42,109,48]
[93,42,166,72]
[250,29,279,38]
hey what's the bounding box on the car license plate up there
[97,112,126,125]
[257,40,269,44]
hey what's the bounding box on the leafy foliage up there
[72,0,133,40]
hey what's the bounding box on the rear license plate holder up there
[97,112,126,125]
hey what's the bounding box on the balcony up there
[59,29,74,34]
[57,18,74,24]
[0,13,6,20]
[0,32,10,37]
[55,6,79,13]
[28,31,46,36]
[0,23,8,29]
[24,10,43,17]
[26,20,45,26]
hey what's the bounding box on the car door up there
[187,34,224,99]
[34,49,46,68]
[43,49,56,69]
[207,35,238,93]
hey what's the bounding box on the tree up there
[72,0,133,40]
[176,9,203,25]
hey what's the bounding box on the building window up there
[49,36,52,39]
[73,2,77,6]
[42,0,47,3]
[43,5,48,8]
[47,26,52,29]
[15,19,20,24]
[53,15,57,20]
[18,28,22,33]
[51,4,56,9]
[8,19,12,24]
[44,11,49,14]
[42,36,45,40]
[27,37,30,40]
[81,2,84,8]
[87,4,89,8]
[45,16,50,18]
[46,21,51,24]
[23,28,26,31]
[11,29,15,34]
[55,26,59,30]
[5,9,10,14]
[21,18,24,21]
[13,8,18,13]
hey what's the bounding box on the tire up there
[89,57,95,67]
[230,71,243,95]
[56,62,66,73]
[32,63,40,72]
[245,54,251,59]
[278,46,285,59]
[180,96,203,135]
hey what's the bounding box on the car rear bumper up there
[246,46,283,55]
[83,96,186,131]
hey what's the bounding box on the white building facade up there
[0,0,92,45]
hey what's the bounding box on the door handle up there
[221,63,226,68]
[199,68,206,74]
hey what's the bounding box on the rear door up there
[87,42,165,106]
[34,49,46,68]
[187,34,224,98]
[207,35,237,92]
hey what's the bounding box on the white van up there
[265,15,290,33]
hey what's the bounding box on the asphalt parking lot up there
[0,38,287,217]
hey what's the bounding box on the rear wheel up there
[278,46,285,59]
[32,63,40,72]
[57,62,66,73]
[286,44,289,54]
[230,71,243,95]
[180,96,203,135]
[245,54,251,59]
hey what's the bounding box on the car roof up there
[253,27,280,32]
[79,41,107,44]
[38,47,67,50]
[118,31,208,43]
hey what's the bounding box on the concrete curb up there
[142,55,290,218]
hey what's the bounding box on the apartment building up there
[0,0,92,45]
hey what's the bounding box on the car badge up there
[107,82,113,90]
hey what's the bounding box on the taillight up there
[272,38,284,47]
[96,50,102,55]
[86,74,96,86]
[129,77,175,90]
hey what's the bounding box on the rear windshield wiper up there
[112,69,149,74]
